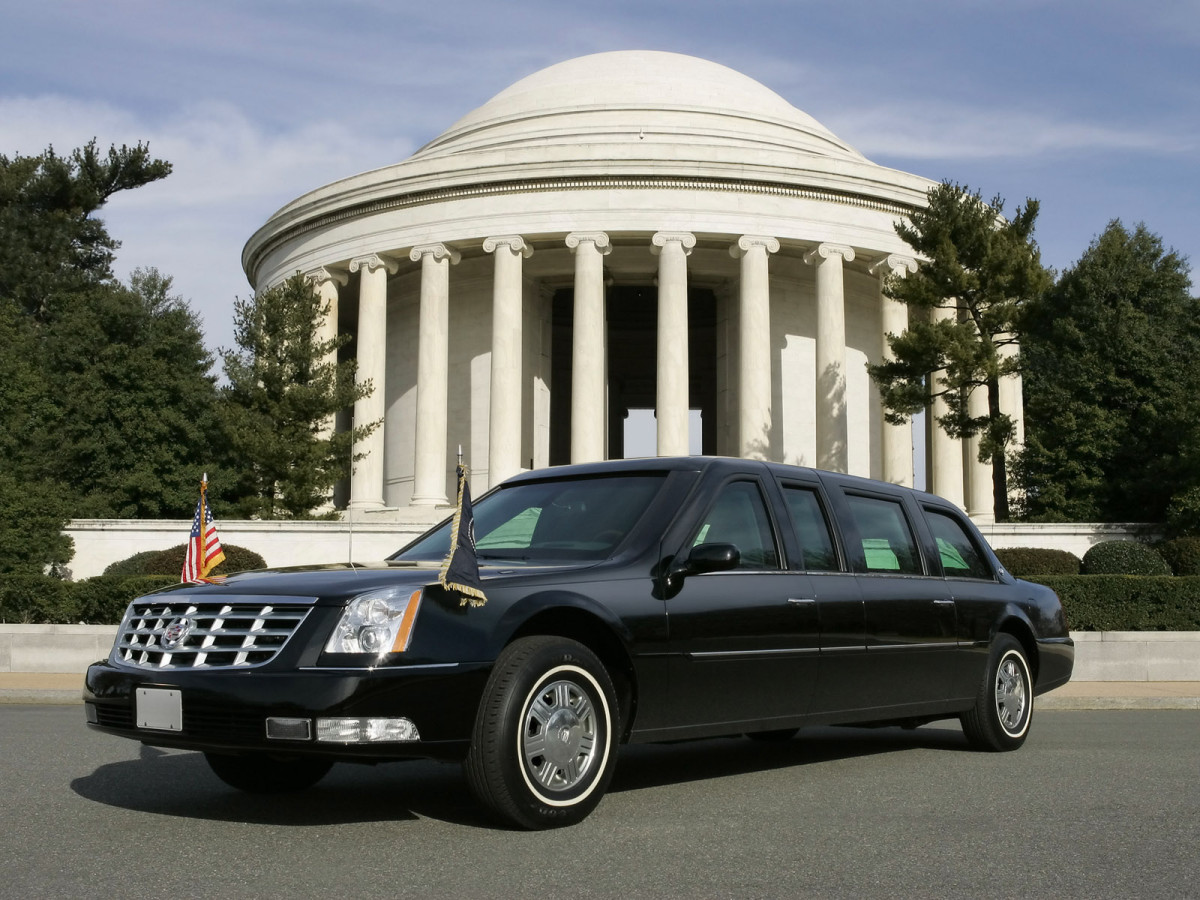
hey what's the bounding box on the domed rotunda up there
[243,51,1014,519]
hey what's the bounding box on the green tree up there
[868,182,1052,520]
[221,273,377,518]
[1,141,226,542]
[1016,221,1200,523]
[39,269,226,518]
[0,140,171,319]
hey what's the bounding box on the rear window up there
[924,508,993,580]
[392,473,667,564]
[845,494,923,575]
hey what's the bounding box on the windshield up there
[391,473,667,564]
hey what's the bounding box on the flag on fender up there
[438,464,487,607]
[182,474,226,582]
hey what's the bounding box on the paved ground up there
[2,705,1196,899]
[4,671,1199,708]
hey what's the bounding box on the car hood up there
[144,560,599,606]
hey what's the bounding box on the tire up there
[465,636,619,829]
[961,634,1034,752]
[204,752,333,793]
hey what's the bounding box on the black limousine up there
[85,457,1073,828]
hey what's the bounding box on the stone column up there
[998,334,1024,513]
[305,266,349,438]
[965,386,994,522]
[565,232,611,463]
[347,254,397,509]
[928,304,966,508]
[652,232,696,456]
[409,243,461,506]
[869,254,917,486]
[805,243,855,473]
[484,236,532,488]
[731,235,779,460]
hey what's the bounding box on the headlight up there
[324,588,423,657]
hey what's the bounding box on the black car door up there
[661,474,820,733]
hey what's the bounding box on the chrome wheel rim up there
[995,653,1029,735]
[522,678,598,793]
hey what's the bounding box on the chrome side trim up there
[688,647,820,659]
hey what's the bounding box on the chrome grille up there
[115,596,316,670]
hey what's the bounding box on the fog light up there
[84,702,98,724]
[266,717,312,741]
[315,717,420,743]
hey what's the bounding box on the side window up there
[845,495,922,575]
[925,508,993,580]
[782,485,839,572]
[692,481,780,570]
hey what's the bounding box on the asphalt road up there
[2,707,1197,900]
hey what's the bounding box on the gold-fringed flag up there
[438,463,487,607]
[182,474,225,582]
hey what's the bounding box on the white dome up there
[417,50,865,162]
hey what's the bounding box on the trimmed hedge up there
[994,547,1082,576]
[1029,576,1200,631]
[1081,540,1172,576]
[0,575,178,624]
[103,543,266,577]
[1158,537,1200,577]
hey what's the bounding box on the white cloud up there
[1,94,413,354]
[828,101,1197,162]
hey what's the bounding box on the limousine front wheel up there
[961,634,1033,752]
[466,636,618,829]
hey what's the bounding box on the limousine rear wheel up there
[466,636,619,829]
[961,634,1033,752]
[204,752,333,793]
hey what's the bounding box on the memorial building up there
[243,50,1020,522]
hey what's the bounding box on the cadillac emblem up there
[162,617,194,649]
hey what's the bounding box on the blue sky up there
[3,0,1197,358]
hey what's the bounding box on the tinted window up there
[392,474,666,563]
[691,481,780,570]
[925,508,993,580]
[845,495,922,575]
[782,485,839,572]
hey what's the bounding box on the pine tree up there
[221,273,377,518]
[868,182,1051,519]
[1017,221,1200,523]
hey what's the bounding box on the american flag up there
[182,475,226,582]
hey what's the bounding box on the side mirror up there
[670,542,741,581]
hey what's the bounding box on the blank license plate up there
[136,688,182,732]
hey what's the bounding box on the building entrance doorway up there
[549,285,716,464]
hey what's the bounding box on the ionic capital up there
[409,243,461,265]
[565,232,611,254]
[729,234,780,259]
[869,254,918,278]
[483,235,533,258]
[304,266,349,288]
[348,253,399,276]
[650,231,696,256]
[804,243,855,265]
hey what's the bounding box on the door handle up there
[933,599,955,606]
[787,597,816,604]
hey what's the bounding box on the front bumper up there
[84,658,490,761]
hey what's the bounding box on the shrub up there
[103,543,267,577]
[73,576,179,623]
[0,574,74,623]
[1031,576,1200,631]
[994,547,1081,576]
[1158,537,1200,577]
[1081,540,1172,576]
[0,574,179,624]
